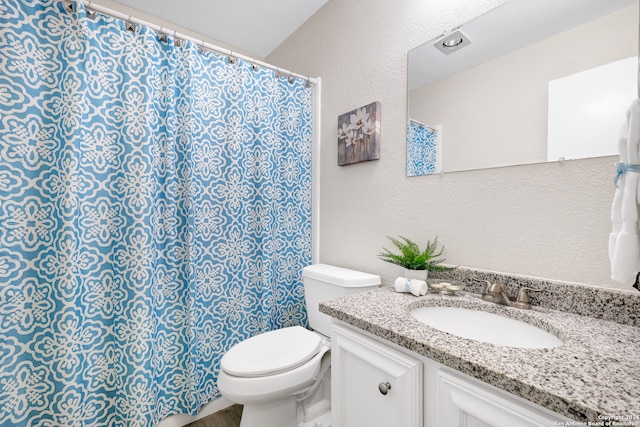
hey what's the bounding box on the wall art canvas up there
[337,101,381,166]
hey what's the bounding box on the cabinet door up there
[332,323,423,427]
[437,369,571,427]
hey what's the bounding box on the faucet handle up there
[479,280,503,295]
[514,287,543,309]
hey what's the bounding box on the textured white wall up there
[267,0,631,290]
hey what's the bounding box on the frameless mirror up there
[407,0,638,176]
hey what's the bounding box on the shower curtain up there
[0,1,313,426]
[407,119,439,176]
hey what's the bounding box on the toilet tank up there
[302,264,381,337]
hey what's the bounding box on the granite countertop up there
[319,286,640,422]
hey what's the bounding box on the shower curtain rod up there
[73,0,317,86]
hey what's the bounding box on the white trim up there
[311,78,322,264]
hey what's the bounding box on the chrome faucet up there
[480,280,542,310]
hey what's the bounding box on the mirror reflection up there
[407,0,638,175]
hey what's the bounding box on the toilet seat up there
[217,327,330,405]
[221,326,322,377]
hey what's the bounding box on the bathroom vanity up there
[320,272,640,427]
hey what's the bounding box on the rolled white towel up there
[610,99,640,284]
[394,277,427,296]
[611,171,640,283]
[609,119,629,262]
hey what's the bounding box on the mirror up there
[407,0,638,175]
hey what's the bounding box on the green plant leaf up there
[377,235,456,271]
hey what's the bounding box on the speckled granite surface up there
[435,267,640,327]
[319,286,640,422]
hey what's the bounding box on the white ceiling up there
[112,0,329,58]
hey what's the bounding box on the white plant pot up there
[404,268,428,282]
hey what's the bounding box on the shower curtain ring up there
[125,15,136,32]
[86,2,97,20]
[158,27,167,42]
[62,0,75,13]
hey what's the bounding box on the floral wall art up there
[337,101,381,165]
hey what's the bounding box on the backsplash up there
[432,267,640,327]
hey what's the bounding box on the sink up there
[410,306,563,349]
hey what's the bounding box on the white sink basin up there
[410,306,563,349]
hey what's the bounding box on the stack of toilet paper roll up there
[394,277,427,296]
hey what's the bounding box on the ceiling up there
[112,0,329,58]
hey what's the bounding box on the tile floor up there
[185,405,243,427]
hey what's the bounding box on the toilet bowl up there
[217,264,380,427]
[218,326,331,427]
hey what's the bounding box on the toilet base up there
[300,405,331,427]
[301,413,331,427]
[239,398,332,427]
[238,369,331,427]
[239,397,297,427]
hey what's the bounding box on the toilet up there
[217,264,380,427]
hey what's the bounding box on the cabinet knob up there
[378,381,392,395]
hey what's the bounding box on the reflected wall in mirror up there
[407,0,639,175]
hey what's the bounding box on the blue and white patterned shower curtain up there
[0,1,313,425]
[407,119,439,176]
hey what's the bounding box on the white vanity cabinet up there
[332,322,572,427]
[331,323,423,427]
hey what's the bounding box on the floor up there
[186,405,243,427]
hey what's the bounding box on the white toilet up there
[217,264,380,427]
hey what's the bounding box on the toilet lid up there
[220,326,323,378]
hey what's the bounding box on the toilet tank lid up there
[302,264,381,287]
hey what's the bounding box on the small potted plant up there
[377,235,453,281]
